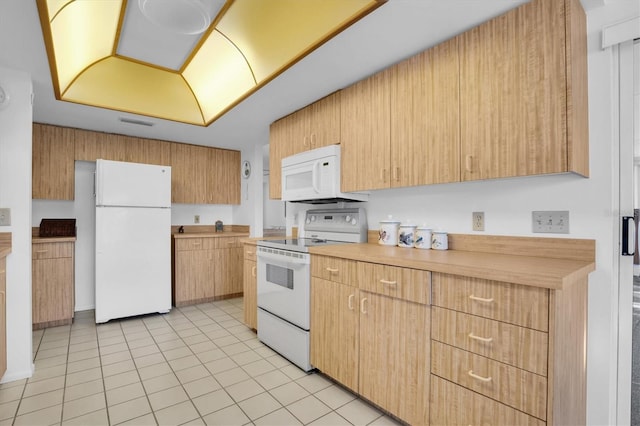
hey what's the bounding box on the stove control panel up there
[304,208,368,241]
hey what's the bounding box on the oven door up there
[257,247,310,330]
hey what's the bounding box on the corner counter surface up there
[309,236,596,290]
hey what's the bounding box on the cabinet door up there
[174,249,213,306]
[358,292,429,426]
[459,0,567,181]
[32,123,75,200]
[214,247,243,297]
[269,114,303,199]
[310,278,359,392]
[125,137,171,166]
[243,259,257,329]
[171,143,209,204]
[309,92,341,149]
[32,257,74,325]
[390,37,460,187]
[210,148,241,205]
[340,69,391,192]
[75,129,126,162]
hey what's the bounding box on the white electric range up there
[256,207,368,371]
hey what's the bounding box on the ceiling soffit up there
[37,0,385,126]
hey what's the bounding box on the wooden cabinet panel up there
[340,70,391,192]
[308,91,341,149]
[310,278,359,392]
[432,273,549,331]
[125,137,171,166]
[269,115,293,200]
[243,244,256,262]
[430,376,545,426]
[174,238,216,251]
[310,255,357,285]
[170,143,209,204]
[390,37,460,187]
[359,292,429,425]
[32,241,74,330]
[357,262,430,305]
[432,306,548,376]
[243,258,257,329]
[431,341,547,420]
[32,123,75,200]
[0,258,6,378]
[459,0,572,181]
[74,129,126,162]
[214,246,243,297]
[173,248,213,306]
[211,149,240,205]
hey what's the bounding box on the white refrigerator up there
[95,159,172,323]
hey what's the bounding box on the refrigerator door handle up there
[622,216,636,256]
[93,171,96,197]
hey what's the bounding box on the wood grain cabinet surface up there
[32,123,75,200]
[172,236,245,307]
[32,240,75,330]
[310,255,430,425]
[268,92,341,199]
[0,258,6,378]
[242,243,257,330]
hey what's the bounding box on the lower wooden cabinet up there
[242,243,257,329]
[32,240,75,330]
[310,256,430,425]
[0,257,6,378]
[173,236,245,307]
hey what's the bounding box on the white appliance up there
[95,159,172,323]
[257,207,368,371]
[281,144,368,204]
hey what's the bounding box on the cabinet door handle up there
[360,297,368,314]
[326,267,339,273]
[35,250,48,253]
[465,155,473,173]
[469,294,494,303]
[0,270,4,273]
[191,241,201,245]
[303,136,309,147]
[251,266,256,277]
[348,294,354,310]
[392,167,399,182]
[468,370,492,383]
[311,133,316,147]
[246,251,254,255]
[381,168,387,183]
[468,332,493,343]
[380,279,397,286]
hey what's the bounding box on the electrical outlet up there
[532,211,569,234]
[194,215,200,224]
[0,208,10,226]
[472,211,484,231]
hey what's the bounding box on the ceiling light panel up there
[117,0,226,70]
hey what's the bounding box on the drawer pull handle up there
[360,297,368,314]
[246,251,254,255]
[468,332,493,343]
[326,267,339,273]
[36,250,48,253]
[469,294,494,303]
[251,266,256,277]
[348,294,355,310]
[0,270,4,273]
[468,370,492,382]
[191,242,202,245]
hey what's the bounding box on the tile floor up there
[0,298,402,425]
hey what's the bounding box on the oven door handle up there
[257,251,310,266]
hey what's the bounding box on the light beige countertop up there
[173,231,249,239]
[309,235,596,290]
[0,233,11,259]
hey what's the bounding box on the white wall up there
[0,66,33,382]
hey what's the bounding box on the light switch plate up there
[532,210,569,234]
[0,208,10,226]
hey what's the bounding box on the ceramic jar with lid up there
[398,223,416,248]
[432,231,448,250]
[414,226,432,249]
[379,216,400,246]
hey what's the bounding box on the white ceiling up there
[0,0,597,153]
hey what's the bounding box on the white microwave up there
[281,144,368,203]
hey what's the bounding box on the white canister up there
[432,231,448,250]
[379,216,401,246]
[398,224,416,248]
[414,226,432,249]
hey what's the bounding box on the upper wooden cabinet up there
[74,128,126,162]
[124,135,171,166]
[214,148,241,205]
[32,123,75,200]
[268,92,341,199]
[390,37,461,187]
[459,0,588,181]
[340,69,391,192]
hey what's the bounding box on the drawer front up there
[358,262,430,305]
[432,273,549,331]
[32,242,73,259]
[244,244,256,261]
[430,375,546,426]
[216,237,241,249]
[432,307,548,376]
[431,341,547,420]
[175,238,215,251]
[311,255,357,285]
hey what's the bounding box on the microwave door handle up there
[312,161,321,194]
